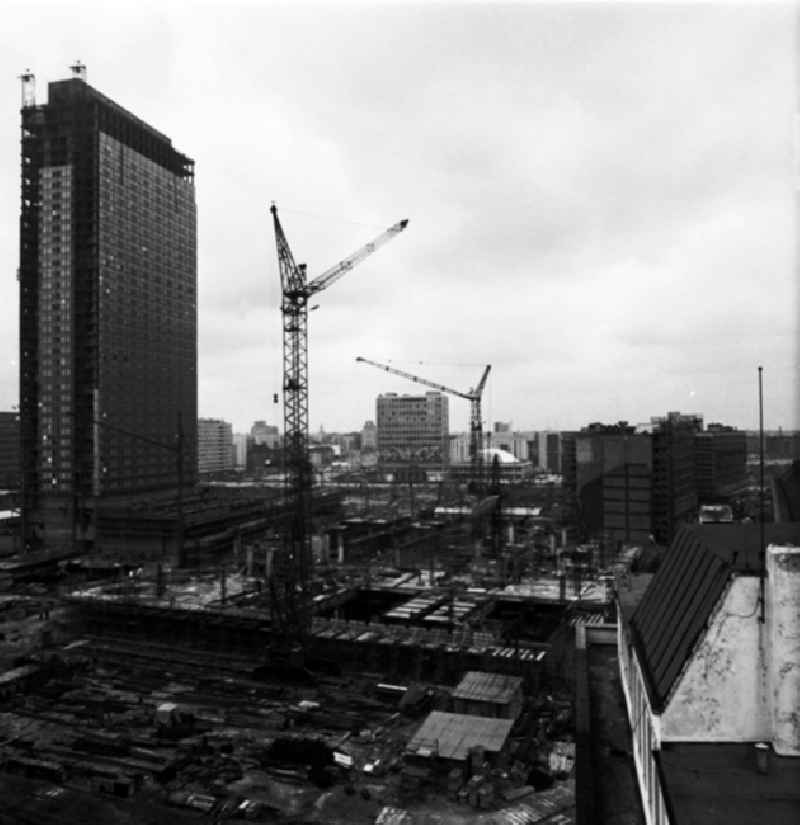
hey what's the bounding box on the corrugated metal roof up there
[452,671,522,705]
[629,523,800,712]
[407,711,513,761]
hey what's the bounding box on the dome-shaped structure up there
[479,447,520,464]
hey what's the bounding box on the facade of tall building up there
[198,418,233,475]
[651,412,701,544]
[19,68,197,545]
[232,433,248,468]
[0,412,20,490]
[525,431,563,473]
[574,424,653,544]
[361,420,377,451]
[694,423,747,502]
[377,392,449,470]
[250,420,280,449]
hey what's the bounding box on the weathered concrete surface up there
[767,545,800,756]
[662,577,769,742]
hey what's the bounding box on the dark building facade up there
[0,412,20,490]
[574,423,653,544]
[694,423,747,503]
[651,412,701,544]
[19,68,197,547]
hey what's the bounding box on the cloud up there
[0,2,795,434]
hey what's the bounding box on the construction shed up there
[406,711,514,765]
[452,671,523,720]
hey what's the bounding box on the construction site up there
[0,205,629,825]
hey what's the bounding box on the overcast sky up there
[0,1,797,435]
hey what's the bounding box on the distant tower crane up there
[355,357,491,491]
[270,205,408,637]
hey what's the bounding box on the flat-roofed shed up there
[407,711,514,762]
[452,671,524,720]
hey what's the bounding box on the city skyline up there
[0,3,797,437]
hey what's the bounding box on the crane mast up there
[356,357,491,491]
[270,206,408,638]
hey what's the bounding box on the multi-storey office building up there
[198,418,234,476]
[574,423,653,544]
[651,412,701,544]
[19,67,197,546]
[694,423,747,502]
[376,392,449,471]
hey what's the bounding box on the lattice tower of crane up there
[270,205,408,637]
[355,357,491,491]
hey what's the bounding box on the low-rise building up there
[406,711,514,765]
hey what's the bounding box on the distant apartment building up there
[198,418,233,475]
[334,433,361,455]
[449,431,491,464]
[361,420,377,451]
[694,423,747,502]
[651,412,702,544]
[377,392,449,470]
[0,412,20,490]
[250,420,280,449]
[575,423,653,544]
[492,428,536,463]
[560,432,578,518]
[232,433,248,468]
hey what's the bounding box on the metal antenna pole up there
[758,366,765,623]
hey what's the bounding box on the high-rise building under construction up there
[18,65,197,547]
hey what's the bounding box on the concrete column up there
[246,544,253,577]
[506,523,515,545]
[337,532,345,564]
[767,545,800,755]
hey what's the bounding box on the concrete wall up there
[767,545,800,755]
[661,576,770,742]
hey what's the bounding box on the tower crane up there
[270,204,408,638]
[355,357,491,491]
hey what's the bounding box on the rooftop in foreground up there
[658,742,800,824]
